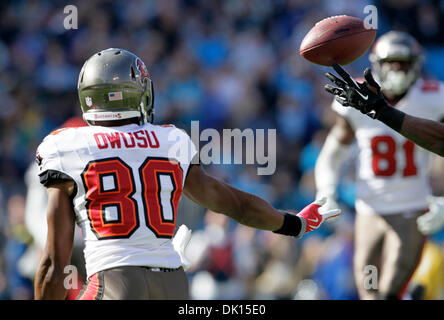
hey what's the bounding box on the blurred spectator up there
[311,216,358,300]
[408,240,444,300]
[2,194,33,299]
[252,232,300,299]
[187,210,247,299]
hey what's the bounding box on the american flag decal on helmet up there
[108,92,123,101]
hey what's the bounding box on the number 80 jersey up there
[332,78,444,216]
[36,122,197,278]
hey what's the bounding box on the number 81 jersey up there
[36,122,197,278]
[332,78,444,215]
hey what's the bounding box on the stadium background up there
[1,0,444,300]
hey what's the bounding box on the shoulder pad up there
[49,127,71,136]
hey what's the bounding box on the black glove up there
[324,63,388,119]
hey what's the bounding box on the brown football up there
[300,15,377,66]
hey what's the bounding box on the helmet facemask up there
[374,60,421,96]
[369,31,424,97]
[141,78,155,124]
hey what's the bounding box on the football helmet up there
[369,31,424,96]
[78,48,154,124]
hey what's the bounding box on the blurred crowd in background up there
[1,0,444,300]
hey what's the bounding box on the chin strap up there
[148,109,155,124]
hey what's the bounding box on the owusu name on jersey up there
[93,129,160,150]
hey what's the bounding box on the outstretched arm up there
[184,165,283,231]
[398,113,444,156]
[315,114,353,210]
[184,165,340,237]
[324,63,444,156]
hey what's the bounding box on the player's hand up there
[172,224,192,270]
[417,196,444,235]
[297,197,341,235]
[324,63,388,119]
[315,192,340,215]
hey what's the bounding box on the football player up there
[325,44,444,243]
[316,31,444,299]
[33,48,340,300]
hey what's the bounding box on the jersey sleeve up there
[331,98,352,119]
[35,135,74,187]
[330,97,365,130]
[166,126,198,184]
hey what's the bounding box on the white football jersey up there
[332,78,444,215]
[36,122,197,278]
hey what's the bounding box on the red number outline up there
[139,157,183,239]
[81,158,139,240]
[81,157,183,240]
